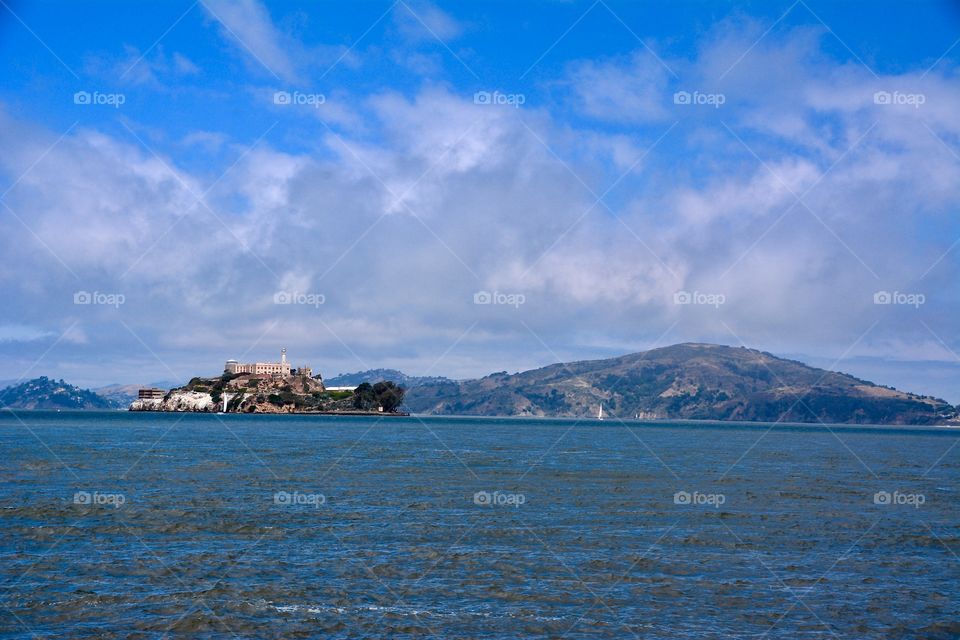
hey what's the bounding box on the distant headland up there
[1,343,956,425]
[401,343,958,426]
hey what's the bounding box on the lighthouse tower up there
[281,348,287,365]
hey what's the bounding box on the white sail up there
[598,404,604,420]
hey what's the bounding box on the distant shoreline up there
[4,408,958,432]
[127,409,413,417]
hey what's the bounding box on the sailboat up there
[597,403,604,420]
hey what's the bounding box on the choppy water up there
[0,411,958,639]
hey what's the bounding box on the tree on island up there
[374,381,405,411]
[352,381,406,411]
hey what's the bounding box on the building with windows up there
[224,349,314,379]
[225,348,292,377]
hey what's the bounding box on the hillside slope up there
[324,369,452,388]
[0,377,117,410]
[94,381,181,406]
[405,343,955,425]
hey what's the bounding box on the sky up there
[0,0,959,401]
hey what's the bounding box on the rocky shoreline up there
[129,397,409,416]
[130,372,407,415]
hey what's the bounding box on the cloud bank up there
[0,7,958,401]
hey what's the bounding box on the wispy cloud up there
[394,1,465,42]
[201,0,298,81]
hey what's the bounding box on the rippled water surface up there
[1,411,958,638]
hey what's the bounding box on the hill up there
[0,377,118,410]
[325,368,452,388]
[93,383,143,407]
[94,381,181,407]
[404,343,957,425]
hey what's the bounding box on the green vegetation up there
[0,377,116,410]
[353,381,406,411]
[402,343,958,425]
[143,372,411,415]
[226,393,245,412]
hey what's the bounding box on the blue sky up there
[1,0,959,401]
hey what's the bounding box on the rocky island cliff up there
[130,371,406,415]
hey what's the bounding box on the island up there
[129,349,407,415]
[2,343,955,425]
[402,343,958,425]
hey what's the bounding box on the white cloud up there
[173,52,201,76]
[202,0,298,81]
[180,130,229,152]
[86,46,202,88]
[1,19,959,399]
[394,2,464,42]
[0,324,54,343]
[564,50,674,123]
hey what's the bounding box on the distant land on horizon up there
[93,381,182,407]
[401,343,956,425]
[324,369,453,388]
[1,344,956,425]
[0,377,119,410]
